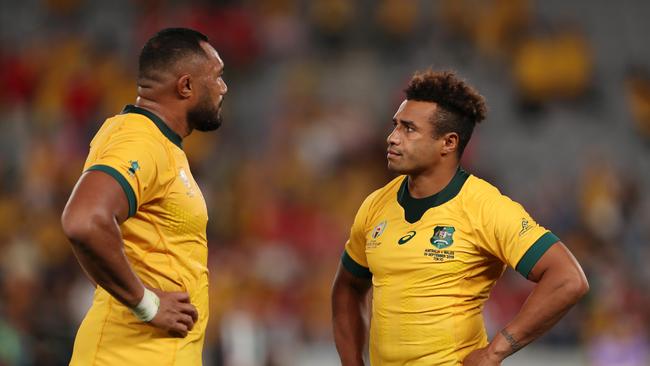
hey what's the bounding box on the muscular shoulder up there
[459,175,530,226]
[93,113,165,145]
[459,175,505,204]
[361,175,404,213]
[86,113,173,174]
[92,113,173,158]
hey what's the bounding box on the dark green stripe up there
[86,165,138,218]
[515,232,560,278]
[397,166,470,223]
[122,104,183,149]
[341,250,372,279]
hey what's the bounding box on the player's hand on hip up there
[463,347,502,366]
[148,288,199,338]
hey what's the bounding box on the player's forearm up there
[64,214,145,307]
[332,283,368,366]
[487,270,588,360]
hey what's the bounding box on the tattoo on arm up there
[500,329,522,352]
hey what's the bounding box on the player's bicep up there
[85,134,166,216]
[64,170,130,227]
[334,260,372,294]
[343,191,379,270]
[526,241,584,283]
[341,249,372,279]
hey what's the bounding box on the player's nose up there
[220,79,228,95]
[387,128,399,145]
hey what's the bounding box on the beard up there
[187,96,223,132]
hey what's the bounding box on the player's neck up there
[407,163,459,199]
[134,97,191,138]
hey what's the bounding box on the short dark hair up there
[405,70,487,156]
[138,28,209,79]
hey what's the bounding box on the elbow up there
[61,209,87,245]
[61,206,99,247]
[566,272,589,302]
[577,275,590,298]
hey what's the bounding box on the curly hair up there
[405,70,487,156]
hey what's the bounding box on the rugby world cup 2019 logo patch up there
[367,220,387,248]
[430,226,455,249]
[179,168,195,197]
[372,220,387,239]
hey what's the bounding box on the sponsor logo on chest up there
[398,231,417,245]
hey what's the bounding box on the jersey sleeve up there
[474,191,560,278]
[83,127,169,218]
[341,191,378,279]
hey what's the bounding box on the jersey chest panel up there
[365,201,478,285]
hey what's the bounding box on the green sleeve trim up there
[86,165,137,218]
[515,231,560,278]
[341,250,372,279]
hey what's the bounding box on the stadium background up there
[0,0,649,365]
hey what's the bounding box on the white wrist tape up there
[130,288,160,322]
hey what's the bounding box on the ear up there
[177,74,193,99]
[440,132,459,156]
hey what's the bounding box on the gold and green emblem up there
[127,160,140,177]
[430,226,455,249]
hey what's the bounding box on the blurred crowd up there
[0,0,649,365]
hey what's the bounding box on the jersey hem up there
[515,231,560,278]
[342,250,372,279]
[86,164,137,217]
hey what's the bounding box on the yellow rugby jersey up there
[70,105,209,366]
[343,167,559,366]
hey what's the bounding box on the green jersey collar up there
[397,167,470,223]
[122,105,183,149]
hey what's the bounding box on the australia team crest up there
[430,226,455,249]
[127,160,140,177]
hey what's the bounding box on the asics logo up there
[398,231,417,245]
